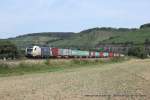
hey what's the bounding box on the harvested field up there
[0,59,150,100]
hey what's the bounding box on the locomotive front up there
[25,46,41,58]
[26,47,33,57]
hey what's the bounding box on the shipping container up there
[99,48,104,51]
[89,51,95,57]
[81,51,89,57]
[93,52,96,57]
[100,52,104,58]
[95,52,99,57]
[41,47,51,58]
[109,48,111,51]
[103,52,109,57]
[58,49,72,56]
[117,53,120,57]
[109,52,114,57]
[71,50,79,56]
[71,50,89,57]
[89,52,92,57]
[114,53,120,57]
[51,48,59,57]
[114,53,117,57]
[104,47,109,51]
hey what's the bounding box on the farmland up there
[0,58,150,100]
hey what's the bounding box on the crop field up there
[0,59,150,100]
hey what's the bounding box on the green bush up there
[128,46,147,59]
[0,40,19,59]
[140,23,150,29]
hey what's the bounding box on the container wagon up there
[26,46,119,58]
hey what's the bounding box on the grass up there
[0,57,127,77]
[103,28,150,44]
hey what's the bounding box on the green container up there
[71,50,89,56]
[71,50,80,56]
[99,48,104,51]
[79,51,89,56]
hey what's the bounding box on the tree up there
[145,38,150,45]
[0,40,18,59]
[128,46,147,59]
[140,23,150,29]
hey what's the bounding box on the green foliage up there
[145,38,150,45]
[3,23,150,50]
[9,32,75,49]
[128,46,147,59]
[140,23,150,29]
[0,40,19,59]
[103,28,150,44]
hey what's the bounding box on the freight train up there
[25,46,122,58]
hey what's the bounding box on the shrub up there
[128,46,147,59]
[0,40,19,59]
[140,23,150,29]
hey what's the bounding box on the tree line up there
[0,40,20,60]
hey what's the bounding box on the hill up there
[8,32,75,49]
[3,23,150,49]
[101,28,150,44]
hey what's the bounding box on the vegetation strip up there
[0,57,126,77]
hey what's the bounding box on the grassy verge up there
[0,57,128,77]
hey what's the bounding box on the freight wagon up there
[26,46,121,58]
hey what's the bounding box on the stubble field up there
[0,59,150,100]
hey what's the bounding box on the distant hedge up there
[128,46,147,59]
[0,40,19,59]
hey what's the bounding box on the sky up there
[0,0,150,39]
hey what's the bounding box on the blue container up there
[41,47,51,57]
